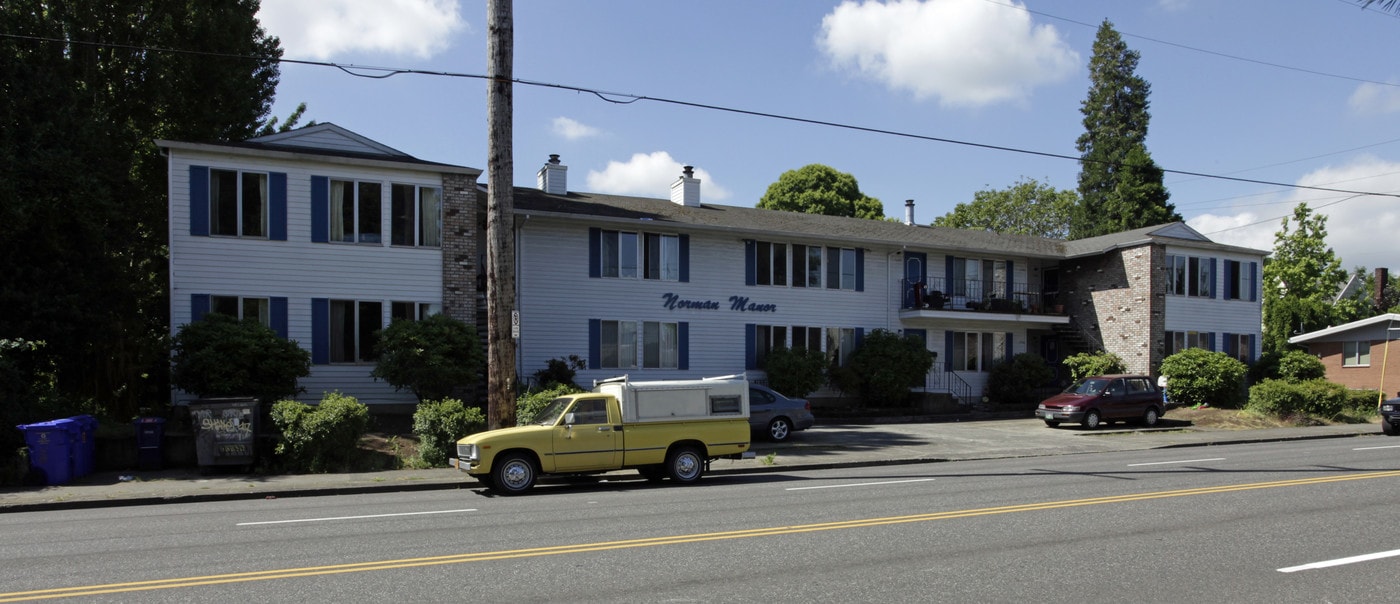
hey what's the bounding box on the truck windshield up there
[531,398,575,426]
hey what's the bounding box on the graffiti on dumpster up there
[191,405,255,463]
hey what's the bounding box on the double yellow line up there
[6,469,1399,601]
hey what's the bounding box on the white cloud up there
[552,117,601,141]
[585,152,732,201]
[817,0,1079,107]
[1189,155,1400,270]
[258,0,466,60]
[1348,82,1400,115]
[1157,0,1191,12]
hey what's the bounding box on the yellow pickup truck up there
[454,375,754,494]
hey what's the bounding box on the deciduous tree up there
[1261,203,1350,354]
[933,177,1075,238]
[758,164,884,220]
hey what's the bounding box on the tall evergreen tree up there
[1071,20,1179,240]
[0,1,281,418]
[1261,203,1350,355]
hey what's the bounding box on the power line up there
[6,31,1400,201]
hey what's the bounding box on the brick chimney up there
[1377,267,1389,310]
[670,165,700,207]
[537,154,567,195]
[904,199,915,225]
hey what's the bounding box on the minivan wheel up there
[1142,407,1161,427]
[1082,409,1102,429]
[1044,420,1060,428]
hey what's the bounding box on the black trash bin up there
[134,417,166,470]
[189,398,258,470]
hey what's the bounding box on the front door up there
[551,397,620,471]
[904,252,927,308]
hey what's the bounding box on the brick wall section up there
[441,172,480,323]
[1059,243,1164,375]
[1311,341,1400,394]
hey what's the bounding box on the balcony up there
[899,278,1068,323]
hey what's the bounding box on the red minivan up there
[1035,374,1165,429]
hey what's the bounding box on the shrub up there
[270,392,371,473]
[1062,351,1125,382]
[517,384,584,424]
[1276,350,1326,382]
[763,346,828,397]
[171,314,311,403]
[987,353,1056,407]
[846,329,936,407]
[1346,389,1382,417]
[373,314,485,402]
[1246,379,1348,420]
[412,399,486,466]
[533,355,586,390]
[1160,348,1249,408]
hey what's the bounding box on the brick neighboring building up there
[1289,313,1400,396]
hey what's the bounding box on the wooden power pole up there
[486,0,516,429]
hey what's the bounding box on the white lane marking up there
[1127,458,1225,467]
[786,478,935,491]
[1354,445,1400,451]
[1278,549,1400,573]
[237,509,477,526]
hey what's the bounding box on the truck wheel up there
[666,446,704,484]
[491,453,536,494]
[766,417,793,442]
[1384,421,1400,436]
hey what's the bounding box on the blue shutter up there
[311,298,329,364]
[855,249,865,292]
[191,294,210,323]
[1249,262,1258,302]
[1248,334,1257,363]
[269,172,288,241]
[745,324,757,370]
[946,255,957,294]
[270,297,289,339]
[1005,332,1013,361]
[1206,332,1216,352]
[677,322,689,370]
[588,228,601,279]
[189,166,209,236]
[944,330,955,372]
[855,327,865,348]
[826,247,839,289]
[588,319,601,369]
[1005,261,1015,299]
[678,234,690,283]
[744,240,756,286]
[1223,333,1236,358]
[310,176,329,243]
[1208,258,1218,299]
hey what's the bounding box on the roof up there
[1288,313,1400,344]
[155,123,481,176]
[1061,222,1268,258]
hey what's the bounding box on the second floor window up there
[1167,255,1214,298]
[390,184,442,247]
[210,169,267,238]
[601,230,639,279]
[330,180,383,243]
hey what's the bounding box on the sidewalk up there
[0,418,1381,513]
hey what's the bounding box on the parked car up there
[1035,374,1165,429]
[749,384,815,442]
[1380,396,1400,436]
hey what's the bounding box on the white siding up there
[169,148,445,406]
[1162,244,1263,359]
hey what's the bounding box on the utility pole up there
[486,0,516,429]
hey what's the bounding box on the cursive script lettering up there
[729,296,778,312]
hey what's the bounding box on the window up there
[643,234,680,281]
[1343,341,1372,367]
[825,248,858,290]
[329,180,383,243]
[826,327,856,367]
[642,321,679,369]
[329,300,383,363]
[391,301,439,322]
[753,324,789,368]
[792,326,823,352]
[390,184,441,247]
[1223,260,1257,301]
[755,241,788,286]
[1225,333,1252,363]
[599,320,637,369]
[600,230,639,279]
[209,169,267,237]
[951,332,1007,372]
[951,258,1006,299]
[210,295,270,326]
[1166,254,1213,298]
[1166,331,1212,356]
[791,244,822,288]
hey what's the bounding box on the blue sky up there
[257,0,1400,273]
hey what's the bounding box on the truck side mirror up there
[564,412,576,425]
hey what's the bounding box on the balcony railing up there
[901,278,1062,315]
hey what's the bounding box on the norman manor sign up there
[661,293,777,313]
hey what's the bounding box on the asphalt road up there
[3,437,1399,602]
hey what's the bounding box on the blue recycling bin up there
[67,415,98,478]
[134,417,166,470]
[16,419,77,486]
